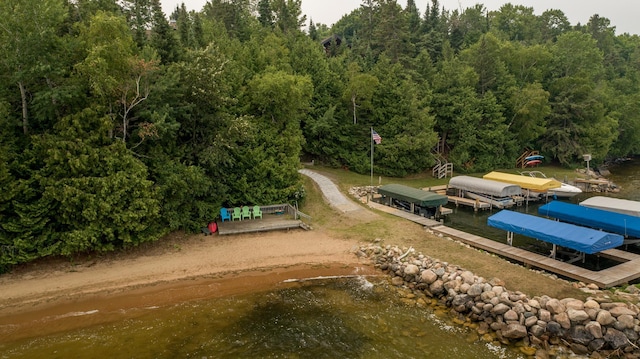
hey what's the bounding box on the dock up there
[217,214,308,235]
[366,200,443,227]
[574,178,615,192]
[366,196,640,288]
[430,225,640,288]
[423,185,495,211]
[447,196,491,211]
[216,204,311,235]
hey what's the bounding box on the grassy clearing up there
[299,164,589,300]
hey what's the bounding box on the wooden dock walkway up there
[366,201,443,227]
[421,186,492,211]
[430,225,640,288]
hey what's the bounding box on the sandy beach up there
[0,228,374,342]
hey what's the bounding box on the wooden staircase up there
[432,137,453,179]
[433,158,453,179]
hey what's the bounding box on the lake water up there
[1,277,525,359]
[2,160,639,358]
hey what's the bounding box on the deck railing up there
[245,204,312,222]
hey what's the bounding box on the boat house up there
[539,201,640,243]
[448,176,522,208]
[580,196,640,217]
[488,210,623,261]
[377,184,448,218]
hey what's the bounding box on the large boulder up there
[501,323,528,339]
[420,269,438,284]
[604,328,629,350]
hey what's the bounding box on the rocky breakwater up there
[357,243,640,357]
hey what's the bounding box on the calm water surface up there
[1,277,523,359]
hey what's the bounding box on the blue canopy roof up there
[487,210,623,254]
[539,201,640,238]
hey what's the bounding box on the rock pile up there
[348,186,378,199]
[356,243,640,357]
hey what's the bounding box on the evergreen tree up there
[257,0,273,27]
[149,0,179,64]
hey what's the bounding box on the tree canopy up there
[1,0,640,271]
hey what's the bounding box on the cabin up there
[320,34,342,54]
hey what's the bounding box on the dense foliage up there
[1,0,639,270]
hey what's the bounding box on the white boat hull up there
[519,171,582,198]
[548,183,582,198]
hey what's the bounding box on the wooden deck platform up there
[446,195,491,211]
[217,214,308,235]
[430,225,640,288]
[574,178,615,192]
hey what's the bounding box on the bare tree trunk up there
[18,81,28,135]
[352,95,357,124]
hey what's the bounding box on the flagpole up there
[370,127,374,203]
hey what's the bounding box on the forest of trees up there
[1,0,639,270]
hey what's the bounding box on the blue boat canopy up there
[539,201,640,239]
[487,210,623,254]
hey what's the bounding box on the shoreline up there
[0,262,375,344]
[0,229,370,343]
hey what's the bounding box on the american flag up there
[372,129,382,144]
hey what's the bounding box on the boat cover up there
[483,171,561,191]
[448,176,522,197]
[539,201,640,238]
[487,210,623,254]
[580,196,640,217]
[377,184,448,208]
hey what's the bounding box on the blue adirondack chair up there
[220,208,231,222]
[232,207,242,221]
[252,205,263,219]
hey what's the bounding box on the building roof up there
[487,210,623,254]
[539,201,640,238]
[483,171,561,192]
[377,184,448,208]
[448,176,522,197]
[580,196,640,217]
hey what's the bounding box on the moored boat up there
[520,171,582,198]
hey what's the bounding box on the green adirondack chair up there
[241,206,251,220]
[252,205,263,219]
[232,207,242,221]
